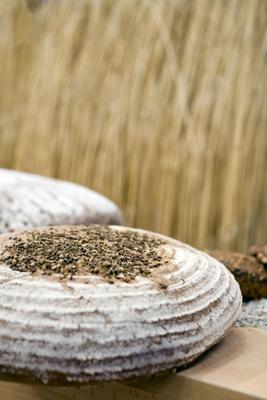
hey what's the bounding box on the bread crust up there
[207,250,267,300]
[249,244,267,265]
[0,226,241,384]
[0,169,123,233]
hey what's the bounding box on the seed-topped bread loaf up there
[0,169,123,233]
[0,226,241,384]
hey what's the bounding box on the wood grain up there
[0,328,266,400]
[130,327,267,400]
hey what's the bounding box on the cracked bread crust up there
[207,250,267,300]
[249,244,267,265]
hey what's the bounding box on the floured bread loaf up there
[0,225,241,384]
[0,169,123,232]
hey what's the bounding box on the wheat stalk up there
[0,0,266,251]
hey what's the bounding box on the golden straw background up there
[0,0,266,251]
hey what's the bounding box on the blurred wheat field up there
[0,0,266,251]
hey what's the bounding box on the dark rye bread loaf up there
[249,244,267,265]
[207,250,267,300]
[0,169,123,233]
[0,225,241,384]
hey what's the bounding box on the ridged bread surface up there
[0,226,242,384]
[0,169,123,233]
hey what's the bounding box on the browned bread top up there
[249,244,267,265]
[207,250,267,300]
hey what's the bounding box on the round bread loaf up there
[0,225,241,384]
[0,169,123,233]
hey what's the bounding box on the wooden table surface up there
[0,327,266,400]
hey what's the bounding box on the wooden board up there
[0,327,266,400]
